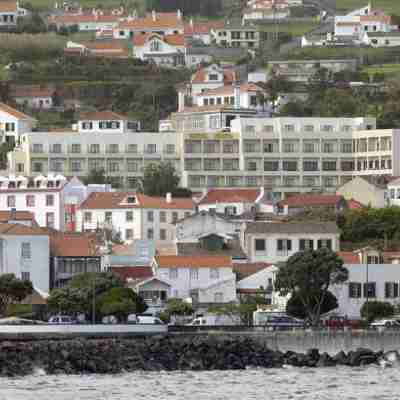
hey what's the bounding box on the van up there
[137,315,164,325]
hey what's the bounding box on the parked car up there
[370,319,400,329]
[323,316,362,330]
[137,315,164,325]
[255,314,304,330]
[102,315,118,324]
[48,315,77,324]
[127,314,138,324]
[186,314,240,326]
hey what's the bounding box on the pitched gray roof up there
[245,221,339,235]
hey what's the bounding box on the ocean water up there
[0,366,399,400]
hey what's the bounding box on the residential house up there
[0,223,50,294]
[211,20,260,49]
[152,255,237,306]
[0,174,68,230]
[0,0,29,28]
[133,33,185,66]
[49,232,101,288]
[197,187,272,216]
[362,31,400,47]
[0,102,36,144]
[184,47,213,68]
[113,10,184,40]
[243,221,340,263]
[13,86,54,110]
[65,40,129,59]
[337,176,387,208]
[0,210,37,226]
[276,194,348,216]
[184,20,224,45]
[243,0,291,21]
[76,192,195,243]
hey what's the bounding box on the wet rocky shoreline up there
[0,335,396,376]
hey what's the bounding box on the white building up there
[0,174,67,230]
[243,221,340,263]
[0,102,36,145]
[152,255,237,304]
[211,20,260,49]
[0,0,29,28]
[14,87,54,110]
[133,33,185,66]
[362,31,400,47]
[76,192,194,243]
[0,223,50,294]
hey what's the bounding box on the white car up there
[137,315,164,325]
[371,319,400,329]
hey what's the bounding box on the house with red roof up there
[65,40,129,59]
[77,191,195,243]
[13,85,54,110]
[132,32,186,66]
[0,0,29,28]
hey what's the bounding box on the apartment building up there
[0,0,29,28]
[76,191,194,243]
[0,174,67,230]
[211,20,260,49]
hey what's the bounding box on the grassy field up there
[257,20,319,36]
[363,63,400,75]
[28,0,146,12]
[336,0,400,14]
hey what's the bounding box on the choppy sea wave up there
[0,366,399,400]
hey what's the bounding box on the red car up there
[323,316,361,330]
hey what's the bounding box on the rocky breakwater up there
[0,335,398,376]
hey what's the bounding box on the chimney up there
[233,81,241,109]
[177,9,182,20]
[166,192,172,203]
[152,10,156,21]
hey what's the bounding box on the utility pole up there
[92,276,96,324]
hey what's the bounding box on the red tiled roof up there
[79,192,195,210]
[0,102,35,120]
[347,198,364,210]
[112,266,153,282]
[81,40,127,51]
[337,252,360,264]
[184,20,224,35]
[191,68,235,84]
[13,86,53,99]
[0,1,17,13]
[279,194,344,207]
[50,233,99,257]
[233,262,272,279]
[0,223,47,236]
[118,12,183,30]
[155,255,232,268]
[197,82,264,97]
[0,210,36,223]
[79,110,128,120]
[133,32,185,46]
[199,188,261,205]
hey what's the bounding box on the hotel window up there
[363,282,376,298]
[348,282,362,298]
[322,161,337,171]
[283,142,296,153]
[321,125,333,132]
[21,272,30,281]
[71,161,82,172]
[46,212,55,228]
[127,160,139,172]
[126,229,134,240]
[32,143,43,153]
[245,125,255,133]
[107,144,119,153]
[89,144,100,154]
[284,124,295,132]
[209,116,220,129]
[255,239,266,251]
[150,40,161,52]
[165,144,175,154]
[159,229,167,240]
[126,211,133,222]
[82,122,93,130]
[71,144,81,153]
[299,239,314,251]
[204,140,220,153]
[26,195,35,207]
[7,195,15,207]
[159,211,167,223]
[127,144,138,153]
[108,162,119,172]
[282,160,297,171]
[33,162,43,173]
[303,160,319,171]
[146,144,157,154]
[277,239,292,254]
[172,212,178,223]
[323,142,335,153]
[264,160,279,171]
[105,212,112,223]
[341,141,353,153]
[147,228,154,239]
[169,268,178,279]
[147,211,154,222]
[51,144,62,153]
[317,239,332,250]
[5,122,15,132]
[263,125,273,132]
[303,142,316,153]
[244,140,259,153]
[385,282,399,298]
[84,212,92,223]
[21,243,31,259]
[190,268,199,280]
[210,268,219,279]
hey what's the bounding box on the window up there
[264,161,279,171]
[33,162,43,173]
[127,160,139,172]
[126,211,133,222]
[46,194,54,206]
[5,122,15,132]
[89,144,100,154]
[71,161,82,172]
[284,124,295,132]
[127,144,138,153]
[46,212,55,228]
[214,292,223,302]
[184,212,191,218]
[169,268,178,279]
[299,239,314,251]
[282,161,297,171]
[303,142,316,153]
[321,125,333,132]
[322,161,337,171]
[7,195,15,207]
[21,272,30,281]
[160,211,166,223]
[165,144,175,154]
[317,239,332,250]
[283,142,296,153]
[82,122,93,130]
[70,143,81,154]
[190,268,199,280]
[304,125,314,132]
[172,212,178,223]
[150,40,162,51]
[160,229,167,240]
[208,73,218,81]
[367,255,380,264]
[263,125,273,132]
[51,144,62,153]
[363,282,376,298]
[277,239,292,254]
[210,268,219,279]
[245,125,255,133]
[107,144,119,153]
[341,141,353,153]
[26,195,35,207]
[147,211,154,222]
[323,142,335,153]
[126,229,133,240]
[385,282,399,298]
[147,228,154,239]
[146,144,157,154]
[303,160,319,171]
[21,242,31,259]
[105,212,112,223]
[349,282,362,298]
[16,163,24,173]
[84,212,92,223]
[255,239,266,251]
[32,143,43,153]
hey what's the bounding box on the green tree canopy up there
[0,274,33,316]
[360,300,395,323]
[275,249,348,326]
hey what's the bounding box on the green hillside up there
[336,0,400,14]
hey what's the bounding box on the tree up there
[97,287,147,321]
[142,162,180,197]
[275,248,348,326]
[360,300,395,323]
[0,274,33,316]
[286,290,338,320]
